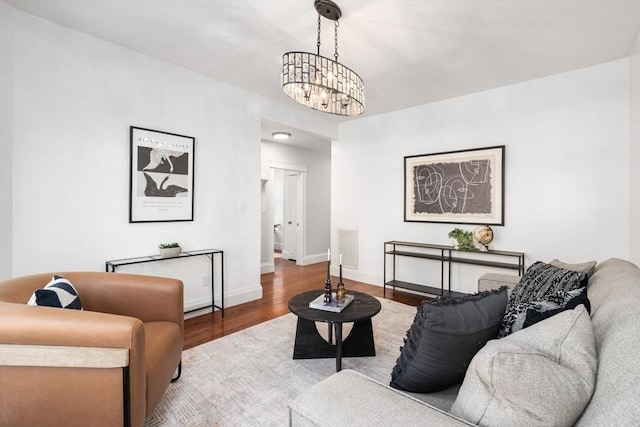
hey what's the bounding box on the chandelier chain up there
[334,20,339,61]
[316,13,322,56]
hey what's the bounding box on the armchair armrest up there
[0,301,145,349]
[0,302,147,427]
[62,272,184,335]
[0,344,129,368]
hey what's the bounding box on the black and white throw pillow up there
[499,287,591,336]
[523,286,591,328]
[499,262,588,337]
[27,275,83,310]
[508,261,588,305]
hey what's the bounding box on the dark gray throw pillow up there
[390,287,508,393]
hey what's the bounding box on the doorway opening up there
[260,121,332,276]
[271,164,306,266]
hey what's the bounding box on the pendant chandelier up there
[281,0,365,116]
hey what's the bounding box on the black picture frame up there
[129,126,195,223]
[404,145,505,225]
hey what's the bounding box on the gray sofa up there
[288,258,640,426]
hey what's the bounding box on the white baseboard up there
[329,265,380,286]
[184,284,263,319]
[184,296,214,318]
[185,295,212,311]
[261,262,275,274]
[274,242,283,251]
[299,252,328,266]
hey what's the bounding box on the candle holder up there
[336,263,346,301]
[323,260,332,303]
[336,282,346,301]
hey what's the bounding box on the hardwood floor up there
[183,256,425,350]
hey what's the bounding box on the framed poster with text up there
[129,126,195,222]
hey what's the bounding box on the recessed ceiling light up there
[272,132,291,140]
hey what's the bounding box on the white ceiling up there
[6,0,640,149]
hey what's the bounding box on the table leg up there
[291,316,376,371]
[340,318,376,357]
[335,323,343,372]
[292,317,336,359]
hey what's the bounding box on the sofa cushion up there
[499,262,587,337]
[390,287,507,393]
[450,305,597,427]
[289,369,474,426]
[550,258,597,277]
[576,258,640,425]
[27,275,83,310]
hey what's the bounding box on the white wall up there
[630,30,640,265]
[5,5,337,311]
[0,0,13,279]
[5,1,637,302]
[333,59,632,294]
[260,141,331,272]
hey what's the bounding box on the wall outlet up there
[201,274,210,287]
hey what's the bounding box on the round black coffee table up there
[288,290,381,372]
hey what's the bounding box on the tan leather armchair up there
[0,272,184,427]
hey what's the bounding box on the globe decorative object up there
[474,226,494,251]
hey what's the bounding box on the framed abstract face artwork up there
[404,146,504,225]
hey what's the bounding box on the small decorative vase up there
[336,282,346,301]
[159,247,181,258]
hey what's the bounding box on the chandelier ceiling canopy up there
[281,0,365,116]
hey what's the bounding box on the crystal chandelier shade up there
[282,52,364,116]
[281,0,365,116]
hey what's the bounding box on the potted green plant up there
[447,228,476,251]
[159,242,181,258]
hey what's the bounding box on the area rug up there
[144,298,417,426]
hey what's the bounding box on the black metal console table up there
[384,241,524,299]
[106,249,224,316]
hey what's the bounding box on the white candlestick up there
[327,248,331,261]
[340,254,342,265]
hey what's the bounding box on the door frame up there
[282,171,300,262]
[270,161,307,266]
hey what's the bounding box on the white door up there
[283,172,302,262]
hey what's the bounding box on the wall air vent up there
[337,228,358,269]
